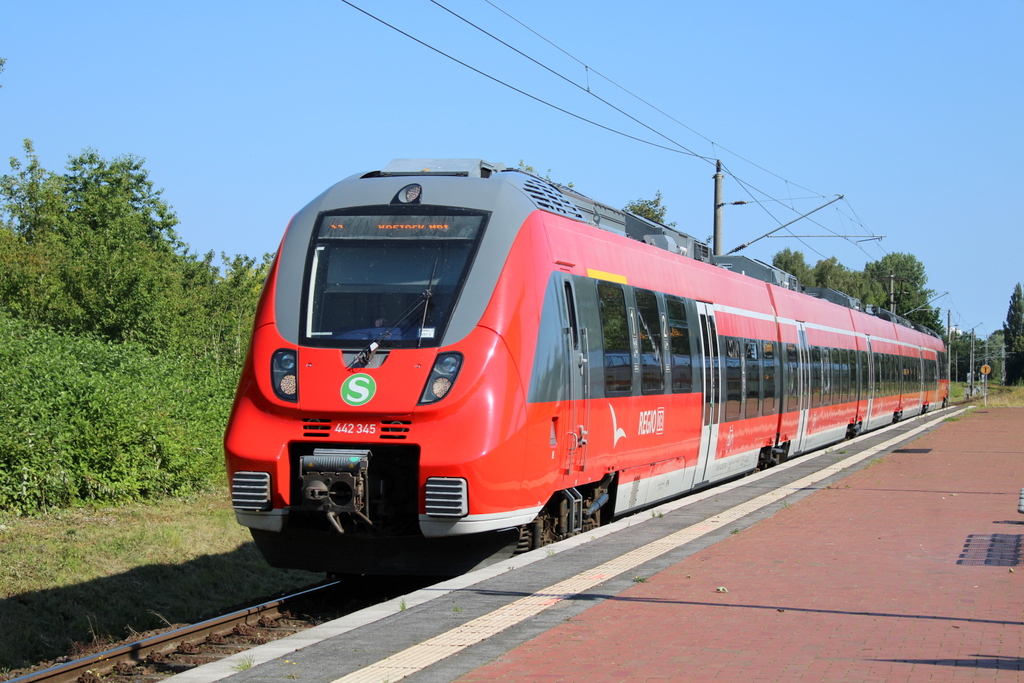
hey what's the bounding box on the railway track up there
[4,578,435,683]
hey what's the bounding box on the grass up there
[231,655,256,672]
[951,382,1024,407]
[0,491,314,674]
[970,383,1024,407]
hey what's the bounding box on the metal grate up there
[232,471,272,511]
[302,418,332,438]
[521,178,585,220]
[957,534,1021,566]
[424,477,468,518]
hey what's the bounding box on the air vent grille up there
[380,420,411,440]
[302,418,332,438]
[521,178,585,220]
[232,471,272,511]
[424,477,468,518]
[692,241,712,263]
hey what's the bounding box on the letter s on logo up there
[341,373,377,406]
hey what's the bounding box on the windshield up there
[302,209,488,348]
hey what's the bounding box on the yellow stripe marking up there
[586,268,628,284]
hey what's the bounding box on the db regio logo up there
[637,408,665,436]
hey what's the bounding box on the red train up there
[225,159,948,575]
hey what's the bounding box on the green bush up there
[0,311,234,514]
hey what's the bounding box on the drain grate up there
[957,534,1021,566]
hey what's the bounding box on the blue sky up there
[1,1,1021,339]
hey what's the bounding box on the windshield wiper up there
[417,257,440,349]
[349,258,440,368]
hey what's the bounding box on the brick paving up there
[457,408,1024,682]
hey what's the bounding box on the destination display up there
[317,213,484,240]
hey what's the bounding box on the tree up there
[863,252,943,333]
[517,160,573,188]
[0,141,272,362]
[770,248,941,333]
[1005,283,1024,385]
[0,139,68,240]
[623,191,674,226]
[771,248,813,285]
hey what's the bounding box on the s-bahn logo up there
[341,373,377,406]
[638,408,665,436]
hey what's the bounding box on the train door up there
[694,302,721,486]
[917,349,925,409]
[793,323,811,454]
[560,277,590,473]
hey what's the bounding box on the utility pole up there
[889,270,895,313]
[713,160,723,256]
[947,309,952,383]
[968,330,975,398]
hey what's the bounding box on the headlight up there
[271,349,298,402]
[419,352,463,404]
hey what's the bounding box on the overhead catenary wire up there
[478,1,894,261]
[338,0,702,158]
[339,0,884,262]
[429,0,708,161]
[471,1,885,253]
[482,0,826,199]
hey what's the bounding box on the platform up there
[182,406,1023,683]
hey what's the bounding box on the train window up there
[725,338,743,421]
[827,348,834,402]
[634,289,664,395]
[700,313,720,427]
[823,348,834,406]
[840,349,851,404]
[886,353,893,397]
[563,282,579,350]
[763,341,776,414]
[303,210,486,349]
[597,282,632,396]
[810,347,822,408]
[882,353,888,395]
[745,340,760,419]
[831,348,841,404]
[832,348,841,404]
[876,352,884,395]
[666,297,693,393]
[786,343,799,411]
[859,350,868,401]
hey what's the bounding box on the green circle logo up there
[341,373,377,406]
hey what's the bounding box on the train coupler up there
[299,449,372,531]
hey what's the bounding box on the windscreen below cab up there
[302,208,488,349]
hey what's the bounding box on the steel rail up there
[6,581,339,683]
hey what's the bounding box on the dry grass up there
[954,382,1024,407]
[0,491,314,672]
